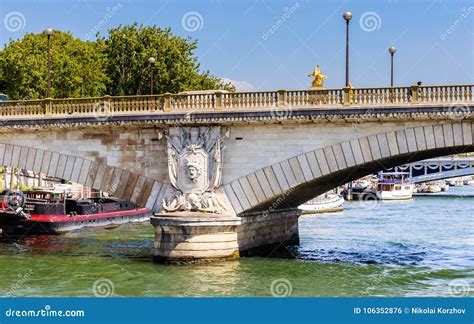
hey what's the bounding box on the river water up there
[0,187,473,297]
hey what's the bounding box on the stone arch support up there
[0,143,169,212]
[222,121,474,215]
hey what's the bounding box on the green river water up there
[0,187,473,297]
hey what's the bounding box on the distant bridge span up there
[391,158,474,183]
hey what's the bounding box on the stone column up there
[150,126,302,262]
[151,126,240,262]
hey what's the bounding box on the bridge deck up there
[1,84,472,120]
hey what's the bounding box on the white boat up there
[426,184,441,193]
[353,179,370,191]
[300,193,344,214]
[447,178,464,187]
[421,182,442,193]
[415,183,426,193]
[440,181,449,192]
[376,172,414,200]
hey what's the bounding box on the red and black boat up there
[0,189,151,235]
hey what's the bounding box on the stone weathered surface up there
[0,104,472,261]
[151,213,241,261]
[151,209,300,262]
[0,111,472,217]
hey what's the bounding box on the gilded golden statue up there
[308,65,327,88]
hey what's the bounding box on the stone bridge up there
[390,157,474,183]
[1,84,473,261]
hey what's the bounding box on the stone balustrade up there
[0,84,472,118]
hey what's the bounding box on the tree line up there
[0,23,234,100]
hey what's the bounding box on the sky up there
[0,0,473,91]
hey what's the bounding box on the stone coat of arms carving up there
[163,127,227,213]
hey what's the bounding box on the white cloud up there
[222,78,257,91]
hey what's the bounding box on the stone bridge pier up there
[151,114,474,262]
[151,209,301,261]
[151,126,301,262]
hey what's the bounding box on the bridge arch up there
[222,121,474,214]
[410,167,474,183]
[0,143,167,211]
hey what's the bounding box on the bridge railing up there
[349,86,411,105]
[0,99,44,117]
[286,89,343,107]
[418,85,473,104]
[50,97,103,115]
[0,84,472,118]
[221,91,278,109]
[111,95,163,113]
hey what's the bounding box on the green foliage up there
[0,31,108,100]
[0,24,234,100]
[101,23,233,95]
[18,184,33,191]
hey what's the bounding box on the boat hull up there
[377,186,413,200]
[426,187,441,193]
[378,194,412,200]
[300,194,344,214]
[0,208,151,235]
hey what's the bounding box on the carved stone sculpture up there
[163,127,227,213]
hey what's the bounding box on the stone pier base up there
[151,209,301,263]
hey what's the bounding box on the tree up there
[0,31,108,100]
[0,24,233,100]
[101,23,233,96]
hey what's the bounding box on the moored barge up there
[0,189,151,235]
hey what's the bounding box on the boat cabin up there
[23,190,66,215]
[1,189,136,216]
[377,172,411,190]
[376,172,414,200]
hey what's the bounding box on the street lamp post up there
[148,57,156,95]
[43,28,53,98]
[388,47,396,87]
[343,11,352,88]
[388,46,396,102]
